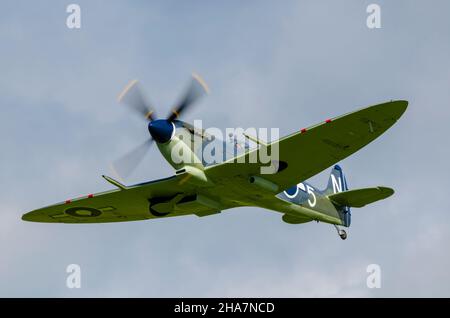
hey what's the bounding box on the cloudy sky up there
[1,0,449,297]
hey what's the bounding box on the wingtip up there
[377,186,395,197]
[21,212,33,222]
[394,99,408,110]
[393,100,408,119]
[380,100,408,120]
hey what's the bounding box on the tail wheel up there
[334,224,348,240]
[339,229,347,240]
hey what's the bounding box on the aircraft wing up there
[205,100,407,191]
[22,175,203,223]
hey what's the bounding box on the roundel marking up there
[65,207,102,218]
[284,185,299,199]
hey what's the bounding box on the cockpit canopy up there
[172,120,257,167]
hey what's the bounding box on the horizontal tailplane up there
[328,186,394,208]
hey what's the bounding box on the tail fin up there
[325,165,351,226]
[325,165,349,195]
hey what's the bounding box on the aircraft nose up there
[148,120,174,143]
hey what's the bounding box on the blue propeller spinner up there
[148,120,174,144]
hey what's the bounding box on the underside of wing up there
[22,175,219,223]
[205,100,407,192]
[328,187,394,208]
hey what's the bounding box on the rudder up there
[325,165,349,194]
[325,165,351,227]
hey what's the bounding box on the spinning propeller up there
[112,73,209,180]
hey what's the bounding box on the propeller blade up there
[111,138,153,180]
[167,73,209,121]
[118,80,156,121]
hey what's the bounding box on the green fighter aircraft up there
[22,74,408,240]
